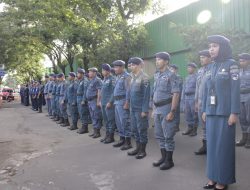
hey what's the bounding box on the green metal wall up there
[141,0,250,77]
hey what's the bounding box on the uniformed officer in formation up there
[169,64,183,132]
[182,62,198,137]
[55,74,63,124]
[23,84,30,106]
[86,67,103,138]
[112,60,132,150]
[100,64,116,144]
[194,50,212,155]
[32,81,39,111]
[37,81,44,113]
[50,74,57,120]
[66,72,79,131]
[152,52,180,170]
[127,57,150,159]
[44,75,51,116]
[236,53,250,149]
[58,73,70,127]
[76,68,92,134]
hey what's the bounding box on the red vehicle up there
[1,88,15,102]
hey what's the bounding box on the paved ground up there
[0,101,249,190]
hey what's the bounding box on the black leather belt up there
[87,95,97,101]
[59,95,64,97]
[77,94,83,96]
[240,89,250,94]
[185,92,195,96]
[114,95,126,101]
[154,98,172,107]
[52,93,55,95]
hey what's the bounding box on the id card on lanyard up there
[210,63,222,106]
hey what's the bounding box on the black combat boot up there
[61,118,70,127]
[93,129,101,139]
[68,123,78,130]
[57,117,64,125]
[89,128,96,137]
[195,139,207,155]
[38,107,42,113]
[120,137,132,151]
[136,143,147,159]
[189,126,198,137]
[50,115,55,119]
[77,124,89,134]
[54,116,60,121]
[182,125,193,135]
[113,136,125,148]
[127,142,140,156]
[245,133,250,149]
[236,133,248,147]
[100,131,109,143]
[104,133,115,144]
[159,151,174,170]
[153,148,167,167]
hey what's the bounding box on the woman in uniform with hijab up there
[202,35,240,190]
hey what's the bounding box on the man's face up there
[200,56,211,66]
[102,69,109,77]
[130,63,140,73]
[240,59,250,68]
[127,63,132,72]
[114,66,124,75]
[187,66,195,74]
[88,71,96,78]
[77,73,83,79]
[156,58,167,70]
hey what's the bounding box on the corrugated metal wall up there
[141,0,250,77]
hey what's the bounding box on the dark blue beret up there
[69,72,76,77]
[49,73,54,77]
[128,57,143,65]
[52,74,57,78]
[155,52,171,61]
[88,67,98,72]
[207,35,230,45]
[170,64,178,70]
[77,68,85,74]
[112,60,125,66]
[57,73,64,78]
[239,53,250,61]
[187,62,197,68]
[102,63,111,71]
[45,75,49,78]
[199,50,211,57]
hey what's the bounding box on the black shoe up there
[113,136,125,148]
[214,185,227,190]
[57,118,64,124]
[182,127,193,135]
[203,183,216,189]
[136,143,147,159]
[89,128,96,137]
[120,137,132,151]
[128,142,140,156]
[245,133,250,148]
[61,119,70,127]
[93,129,101,138]
[38,108,42,113]
[153,148,166,167]
[189,127,197,136]
[54,116,60,121]
[68,125,78,130]
[159,151,174,170]
[195,140,207,155]
[77,124,88,134]
[100,132,109,143]
[175,126,180,132]
[236,133,247,146]
[104,133,115,144]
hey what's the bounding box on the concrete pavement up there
[0,102,249,190]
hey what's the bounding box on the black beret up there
[207,35,230,45]
[45,75,49,78]
[112,60,125,66]
[88,67,98,72]
[199,50,211,57]
[49,73,54,77]
[57,73,64,78]
[170,64,178,70]
[239,53,250,61]
[128,57,143,65]
[101,63,111,71]
[187,62,197,68]
[77,68,85,74]
[69,72,76,77]
[155,52,171,61]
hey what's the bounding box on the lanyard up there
[210,63,223,95]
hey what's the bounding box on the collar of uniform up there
[132,70,143,79]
